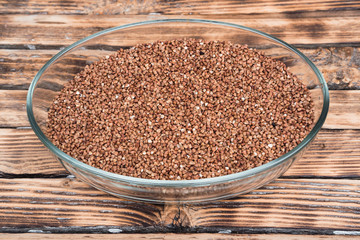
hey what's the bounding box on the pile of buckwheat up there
[47,39,314,180]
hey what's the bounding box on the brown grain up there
[47,39,314,180]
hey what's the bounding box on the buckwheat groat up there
[47,39,314,180]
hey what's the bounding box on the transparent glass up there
[27,19,329,203]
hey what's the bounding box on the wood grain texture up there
[0,0,359,238]
[0,178,162,228]
[1,233,358,239]
[1,47,359,90]
[301,47,360,90]
[1,0,360,15]
[1,129,360,178]
[325,91,360,129]
[1,14,360,46]
[1,178,360,232]
[0,90,357,128]
[0,49,58,90]
[0,90,27,127]
[0,128,64,176]
[176,179,360,231]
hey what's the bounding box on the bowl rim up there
[27,19,329,187]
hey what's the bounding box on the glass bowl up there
[27,19,329,203]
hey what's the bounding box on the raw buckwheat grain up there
[47,39,314,180]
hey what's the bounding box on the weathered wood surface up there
[1,90,358,129]
[1,47,359,90]
[1,233,358,239]
[325,90,360,129]
[1,128,359,178]
[1,14,360,46]
[1,0,360,237]
[1,0,360,15]
[301,47,360,90]
[0,128,65,176]
[1,178,360,233]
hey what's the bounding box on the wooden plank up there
[0,90,358,129]
[1,14,360,46]
[1,178,360,232]
[0,128,65,175]
[0,233,358,239]
[324,91,360,129]
[1,129,360,178]
[187,180,360,230]
[285,129,360,178]
[1,47,359,90]
[0,50,58,90]
[0,90,27,127]
[301,47,360,90]
[0,178,162,228]
[1,0,360,15]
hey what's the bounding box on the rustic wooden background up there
[1,0,360,239]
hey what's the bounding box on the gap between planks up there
[0,233,359,239]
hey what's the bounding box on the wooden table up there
[1,1,360,239]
